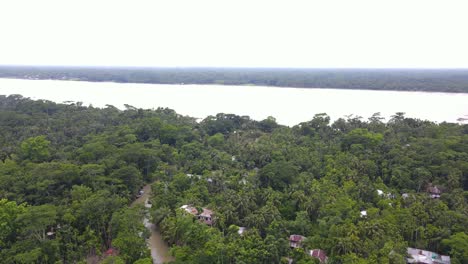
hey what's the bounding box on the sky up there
[1,0,467,68]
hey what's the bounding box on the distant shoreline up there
[0,76,464,96]
[1,66,468,93]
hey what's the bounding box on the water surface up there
[0,78,467,125]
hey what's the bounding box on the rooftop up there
[199,208,214,218]
[289,234,306,242]
[309,249,328,263]
[407,247,450,264]
[180,205,199,215]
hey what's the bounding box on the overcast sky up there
[1,0,467,68]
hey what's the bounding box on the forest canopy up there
[0,94,467,263]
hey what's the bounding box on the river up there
[131,184,174,264]
[0,78,467,125]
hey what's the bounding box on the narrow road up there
[131,184,174,264]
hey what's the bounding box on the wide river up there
[0,78,467,126]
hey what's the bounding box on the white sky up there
[1,0,467,68]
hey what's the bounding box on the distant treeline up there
[1,66,468,93]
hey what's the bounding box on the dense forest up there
[0,94,467,264]
[1,66,468,93]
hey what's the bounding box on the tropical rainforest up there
[2,66,468,93]
[0,94,467,264]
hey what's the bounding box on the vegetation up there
[2,66,468,93]
[0,94,467,263]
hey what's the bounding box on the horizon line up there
[1,64,468,70]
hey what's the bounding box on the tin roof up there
[289,234,305,242]
[407,247,450,264]
[309,249,328,263]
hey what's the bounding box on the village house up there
[46,230,55,239]
[308,249,329,263]
[181,204,198,215]
[407,247,450,264]
[427,185,442,199]
[198,208,214,225]
[180,205,214,225]
[289,234,306,248]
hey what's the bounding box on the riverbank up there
[2,67,468,93]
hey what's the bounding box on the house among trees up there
[360,210,367,217]
[180,205,214,225]
[308,249,328,263]
[289,235,306,248]
[426,184,442,199]
[406,247,450,264]
[288,235,328,263]
[198,208,214,225]
[46,230,55,239]
[181,204,199,215]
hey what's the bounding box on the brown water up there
[132,184,174,264]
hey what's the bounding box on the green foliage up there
[259,116,279,132]
[441,232,468,264]
[259,160,299,190]
[17,204,57,241]
[341,128,383,151]
[133,258,153,264]
[101,256,125,264]
[110,207,150,263]
[110,166,143,196]
[0,199,26,248]
[0,95,467,263]
[19,136,50,162]
[207,133,225,147]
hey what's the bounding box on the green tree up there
[133,258,153,264]
[19,136,51,162]
[441,232,468,264]
[258,160,299,190]
[0,199,26,248]
[207,133,225,147]
[101,256,125,264]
